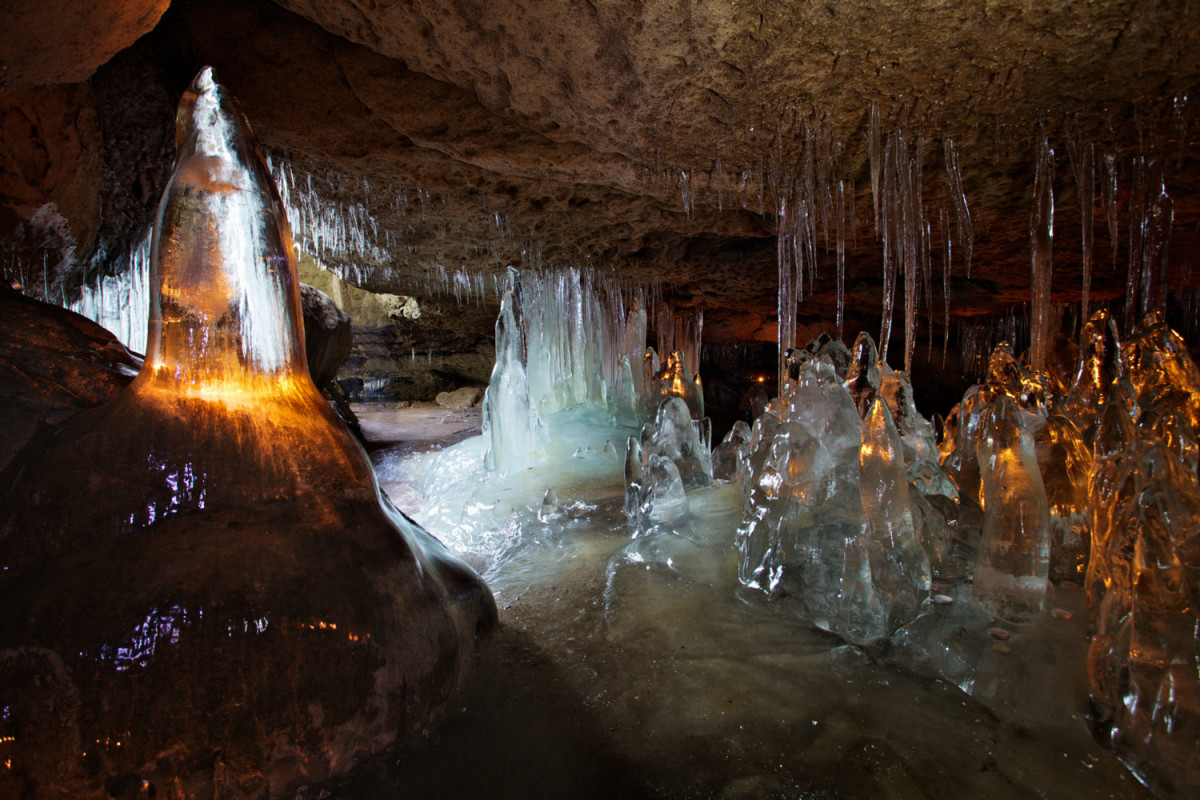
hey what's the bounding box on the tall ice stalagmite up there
[0,68,496,799]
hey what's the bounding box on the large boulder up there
[300,283,352,388]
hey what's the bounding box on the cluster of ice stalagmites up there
[0,69,496,799]
[1077,311,1200,797]
[729,311,1200,794]
[730,333,939,645]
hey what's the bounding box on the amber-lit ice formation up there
[1082,310,1200,797]
[0,68,495,799]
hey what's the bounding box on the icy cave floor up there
[336,403,1152,800]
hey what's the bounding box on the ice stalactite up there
[655,304,704,379]
[1104,150,1120,280]
[1029,130,1055,374]
[270,157,393,278]
[483,265,649,474]
[1124,155,1149,328]
[835,179,847,341]
[1067,135,1095,324]
[70,229,152,354]
[777,195,797,387]
[483,268,543,473]
[943,137,973,280]
[872,128,929,372]
[878,136,897,363]
[869,101,883,237]
[900,130,924,376]
[1138,173,1174,320]
[940,208,952,365]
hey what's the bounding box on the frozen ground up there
[336,402,1152,800]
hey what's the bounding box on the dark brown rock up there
[0,0,170,94]
[300,283,352,387]
[0,67,498,800]
[0,284,141,472]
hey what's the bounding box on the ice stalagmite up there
[1066,309,1126,447]
[0,68,496,798]
[973,394,1051,624]
[852,398,931,640]
[845,330,882,418]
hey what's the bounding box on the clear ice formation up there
[407,239,1200,795]
[733,335,938,645]
[483,265,658,475]
[1082,310,1200,797]
[973,394,1051,625]
[731,311,1199,796]
[483,267,545,473]
[623,393,714,529]
[0,68,495,798]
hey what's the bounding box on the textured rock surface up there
[0,285,141,473]
[436,385,485,409]
[1,0,1200,359]
[0,0,170,93]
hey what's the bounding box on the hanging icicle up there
[1067,135,1095,325]
[943,138,974,280]
[1029,129,1055,374]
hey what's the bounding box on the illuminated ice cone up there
[0,68,495,798]
[973,394,1050,625]
[855,398,931,638]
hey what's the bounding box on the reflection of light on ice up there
[396,405,638,586]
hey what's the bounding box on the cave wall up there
[2,0,1200,388]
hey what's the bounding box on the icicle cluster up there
[70,230,153,354]
[482,265,649,473]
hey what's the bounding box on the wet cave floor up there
[322,403,1152,800]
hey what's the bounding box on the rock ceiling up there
[2,0,1200,351]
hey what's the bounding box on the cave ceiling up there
[2,0,1200,349]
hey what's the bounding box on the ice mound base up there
[0,68,496,799]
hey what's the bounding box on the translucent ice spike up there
[943,138,973,280]
[1066,309,1125,443]
[1066,136,1094,322]
[974,395,1051,625]
[844,331,881,419]
[144,67,305,394]
[483,269,544,473]
[855,398,931,637]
